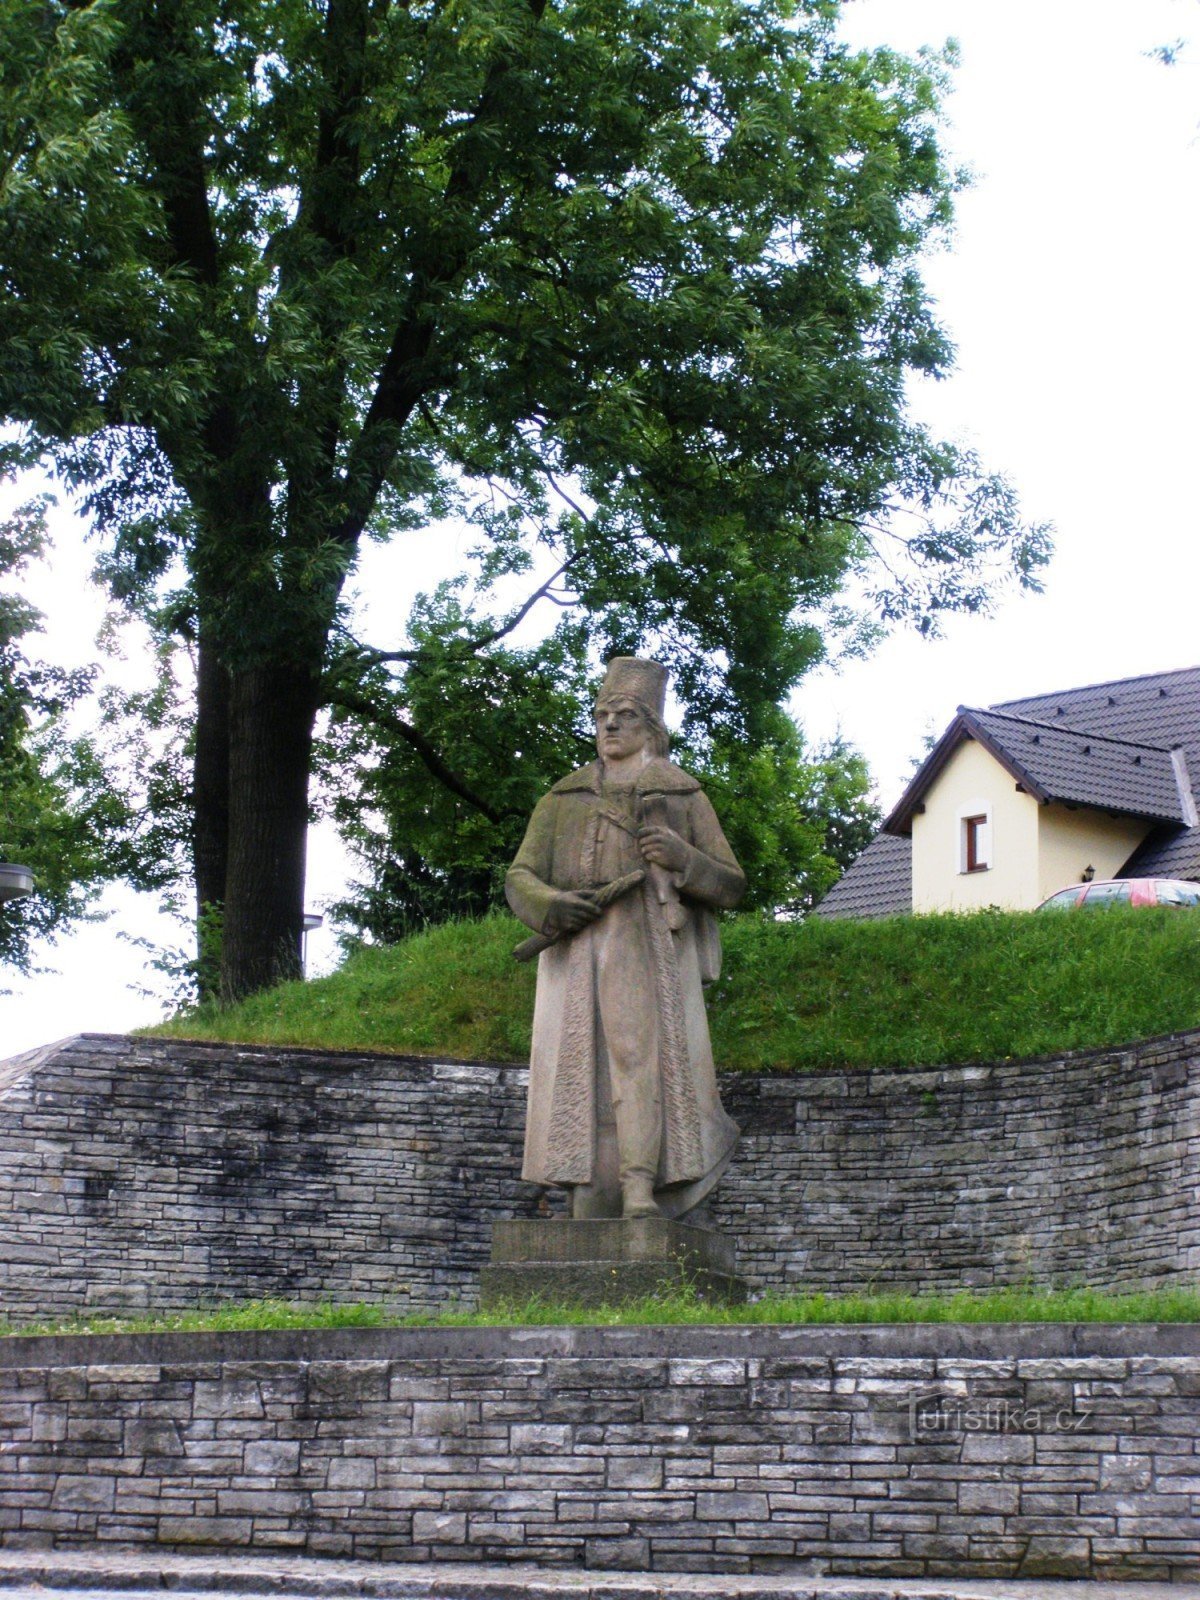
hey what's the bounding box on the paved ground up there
[0,1552,1197,1600]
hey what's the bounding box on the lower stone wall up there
[0,1030,1198,1321]
[0,1325,1197,1580]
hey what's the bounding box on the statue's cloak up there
[505,757,743,1218]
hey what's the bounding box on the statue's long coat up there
[505,757,744,1217]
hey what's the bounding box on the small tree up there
[324,642,880,939]
[0,495,138,976]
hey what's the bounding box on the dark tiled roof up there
[812,832,911,919]
[997,665,1200,767]
[964,706,1187,824]
[1120,822,1200,879]
[996,664,1200,876]
[814,664,1200,919]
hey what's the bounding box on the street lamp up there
[0,864,34,905]
[302,911,323,976]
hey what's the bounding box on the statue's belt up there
[512,868,647,964]
[594,803,640,837]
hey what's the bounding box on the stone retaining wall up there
[0,1325,1197,1580]
[0,1031,1197,1321]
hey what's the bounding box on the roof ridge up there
[993,662,1200,708]
[967,704,1175,754]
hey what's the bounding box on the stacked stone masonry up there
[0,1032,1198,1320]
[0,1325,1197,1580]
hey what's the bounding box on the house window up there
[963,814,990,874]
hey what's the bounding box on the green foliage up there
[0,493,139,975]
[808,737,881,881]
[6,1283,1199,1338]
[713,905,1200,1070]
[0,0,1040,664]
[321,613,599,940]
[149,903,1200,1070]
[423,1284,1200,1327]
[153,913,539,1061]
[685,714,881,914]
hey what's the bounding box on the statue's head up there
[594,657,670,762]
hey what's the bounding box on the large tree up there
[0,0,1047,999]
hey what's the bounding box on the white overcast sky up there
[4,0,1199,1055]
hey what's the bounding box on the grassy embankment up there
[65,908,1200,1331]
[5,1285,1200,1338]
[149,904,1200,1071]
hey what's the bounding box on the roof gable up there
[883,711,1024,836]
[884,705,1189,836]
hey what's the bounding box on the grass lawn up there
[147,904,1200,1071]
[3,1286,1199,1338]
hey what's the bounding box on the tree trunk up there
[192,633,230,1002]
[219,661,320,1003]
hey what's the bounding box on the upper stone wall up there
[0,1031,1197,1322]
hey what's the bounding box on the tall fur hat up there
[596,656,669,718]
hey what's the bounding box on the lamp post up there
[0,864,34,905]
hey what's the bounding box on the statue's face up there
[595,697,651,763]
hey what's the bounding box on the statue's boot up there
[571,1119,621,1218]
[621,1171,659,1218]
[612,1064,661,1218]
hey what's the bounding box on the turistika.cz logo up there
[906,1390,1091,1442]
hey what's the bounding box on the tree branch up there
[544,472,593,524]
[306,0,371,262]
[467,551,584,649]
[333,0,551,546]
[280,0,373,528]
[101,4,253,489]
[325,685,513,822]
[338,646,424,670]
[108,9,220,289]
[327,545,584,686]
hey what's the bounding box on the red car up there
[1036,877,1200,911]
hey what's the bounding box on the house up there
[816,665,1200,918]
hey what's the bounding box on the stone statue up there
[506,656,745,1221]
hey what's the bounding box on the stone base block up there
[480,1217,746,1307]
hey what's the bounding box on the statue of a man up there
[506,657,745,1221]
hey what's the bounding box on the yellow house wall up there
[1037,806,1150,901]
[911,737,1040,911]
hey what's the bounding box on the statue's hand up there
[638,824,689,874]
[548,890,603,933]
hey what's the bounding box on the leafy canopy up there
[1,0,1045,694]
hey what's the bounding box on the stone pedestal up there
[480,1216,746,1307]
